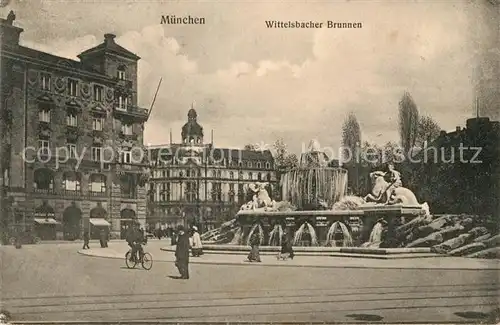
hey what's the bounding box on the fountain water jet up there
[326,221,353,247]
[268,224,284,246]
[246,223,264,246]
[293,222,318,246]
[230,227,243,245]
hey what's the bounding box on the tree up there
[416,115,441,148]
[398,92,419,155]
[341,112,361,163]
[244,144,258,151]
[272,138,298,172]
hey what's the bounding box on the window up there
[117,95,128,110]
[121,148,131,163]
[63,173,81,191]
[89,174,106,193]
[67,143,77,159]
[92,117,104,131]
[257,162,262,169]
[66,113,77,127]
[257,172,262,180]
[67,79,78,96]
[38,139,49,155]
[247,161,252,168]
[229,171,234,179]
[248,172,253,180]
[91,146,102,161]
[267,173,272,182]
[266,162,271,169]
[117,69,126,80]
[41,73,51,91]
[94,85,103,102]
[121,124,133,135]
[39,110,50,123]
[238,161,243,167]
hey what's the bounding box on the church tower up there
[181,105,204,144]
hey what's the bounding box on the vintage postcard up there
[0,0,499,323]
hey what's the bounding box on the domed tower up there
[181,106,204,144]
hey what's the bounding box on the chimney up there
[456,126,461,132]
[0,11,24,46]
[104,33,116,45]
[439,130,447,137]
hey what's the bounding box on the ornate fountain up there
[202,139,430,249]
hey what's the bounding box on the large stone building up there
[0,11,149,240]
[148,108,278,232]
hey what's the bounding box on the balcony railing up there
[113,105,149,121]
[121,192,138,199]
[115,78,133,88]
[33,188,56,194]
[89,191,107,197]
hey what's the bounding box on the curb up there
[77,249,500,271]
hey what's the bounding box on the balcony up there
[118,131,138,141]
[113,105,149,121]
[121,192,138,199]
[33,188,56,195]
[61,189,82,196]
[115,78,133,89]
[89,191,107,197]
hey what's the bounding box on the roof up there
[148,144,274,162]
[5,45,105,76]
[78,34,140,61]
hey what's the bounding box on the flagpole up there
[147,78,162,120]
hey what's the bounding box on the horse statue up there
[364,171,421,206]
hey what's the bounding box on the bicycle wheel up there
[125,251,137,269]
[141,252,153,270]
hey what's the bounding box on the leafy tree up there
[341,112,361,163]
[272,138,298,172]
[416,115,441,148]
[244,144,258,151]
[398,92,419,155]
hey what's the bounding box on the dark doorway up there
[63,203,82,240]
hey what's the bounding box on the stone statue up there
[240,182,273,211]
[364,165,420,206]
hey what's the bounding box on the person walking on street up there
[175,225,190,279]
[247,228,261,262]
[191,226,203,257]
[82,231,90,249]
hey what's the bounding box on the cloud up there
[8,1,498,155]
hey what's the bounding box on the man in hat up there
[191,226,203,257]
[175,225,190,279]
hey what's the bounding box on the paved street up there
[1,242,499,323]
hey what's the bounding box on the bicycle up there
[125,244,153,270]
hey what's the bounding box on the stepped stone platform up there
[161,245,442,259]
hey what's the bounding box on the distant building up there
[147,108,278,231]
[0,11,150,240]
[408,117,500,215]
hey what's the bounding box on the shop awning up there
[89,218,110,226]
[34,218,60,225]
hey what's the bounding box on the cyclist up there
[126,223,144,262]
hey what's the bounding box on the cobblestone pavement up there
[1,241,499,323]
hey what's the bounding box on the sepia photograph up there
[0,0,499,323]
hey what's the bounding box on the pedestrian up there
[247,228,261,262]
[191,226,203,257]
[99,229,107,248]
[82,231,90,249]
[279,232,294,260]
[175,225,190,279]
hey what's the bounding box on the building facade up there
[0,12,149,240]
[148,108,278,232]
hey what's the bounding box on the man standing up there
[191,226,203,257]
[175,225,190,279]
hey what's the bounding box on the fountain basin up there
[234,204,427,247]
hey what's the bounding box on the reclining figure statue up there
[240,182,274,211]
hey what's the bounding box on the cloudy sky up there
[1,0,498,154]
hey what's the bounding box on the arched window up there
[62,171,81,192]
[247,161,252,168]
[229,171,234,179]
[117,65,126,80]
[266,162,271,169]
[248,172,253,180]
[33,168,54,190]
[266,173,272,182]
[238,161,243,167]
[257,172,262,180]
[89,174,106,193]
[256,162,262,169]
